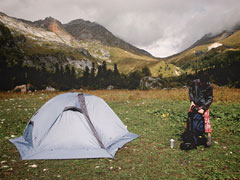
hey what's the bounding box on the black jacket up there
[189,79,213,111]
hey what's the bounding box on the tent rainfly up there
[10,93,139,160]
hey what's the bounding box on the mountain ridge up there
[0,12,169,76]
[164,25,240,72]
[63,18,152,57]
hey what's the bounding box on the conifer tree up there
[113,63,120,76]
[89,62,96,89]
[83,66,90,87]
[141,66,151,77]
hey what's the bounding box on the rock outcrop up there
[139,76,162,90]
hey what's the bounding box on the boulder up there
[140,76,162,90]
[13,84,30,93]
[107,85,114,90]
[45,86,56,91]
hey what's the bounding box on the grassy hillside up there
[19,39,93,61]
[148,61,182,78]
[108,47,157,73]
[0,89,240,179]
[220,30,240,48]
[11,28,179,77]
[165,29,240,72]
[78,40,181,77]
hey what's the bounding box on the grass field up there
[0,88,240,179]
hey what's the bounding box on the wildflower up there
[11,135,16,138]
[43,168,48,171]
[109,166,113,170]
[28,164,37,168]
[1,165,9,168]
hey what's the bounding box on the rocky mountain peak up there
[33,17,63,33]
[64,18,152,56]
[67,19,98,26]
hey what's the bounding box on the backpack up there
[180,106,206,151]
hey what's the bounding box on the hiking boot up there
[206,136,212,147]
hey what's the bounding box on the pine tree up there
[113,63,120,76]
[89,62,96,89]
[90,62,96,79]
[83,66,90,87]
[141,66,151,77]
[102,61,107,74]
[128,70,142,89]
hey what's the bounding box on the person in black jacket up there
[189,72,213,147]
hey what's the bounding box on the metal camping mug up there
[170,139,174,148]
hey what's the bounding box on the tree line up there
[0,57,153,91]
[165,48,240,88]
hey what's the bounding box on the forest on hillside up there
[175,48,240,88]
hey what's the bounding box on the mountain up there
[0,13,158,73]
[63,19,152,56]
[1,12,239,88]
[161,25,240,87]
[0,12,179,77]
[164,25,240,69]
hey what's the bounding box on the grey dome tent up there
[10,93,139,160]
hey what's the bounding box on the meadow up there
[0,88,240,179]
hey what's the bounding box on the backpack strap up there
[194,79,200,97]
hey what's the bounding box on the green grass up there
[149,61,181,78]
[220,30,240,48]
[108,47,159,74]
[19,38,96,61]
[0,91,240,179]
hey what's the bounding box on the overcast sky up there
[1,0,240,57]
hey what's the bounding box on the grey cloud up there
[0,0,240,57]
